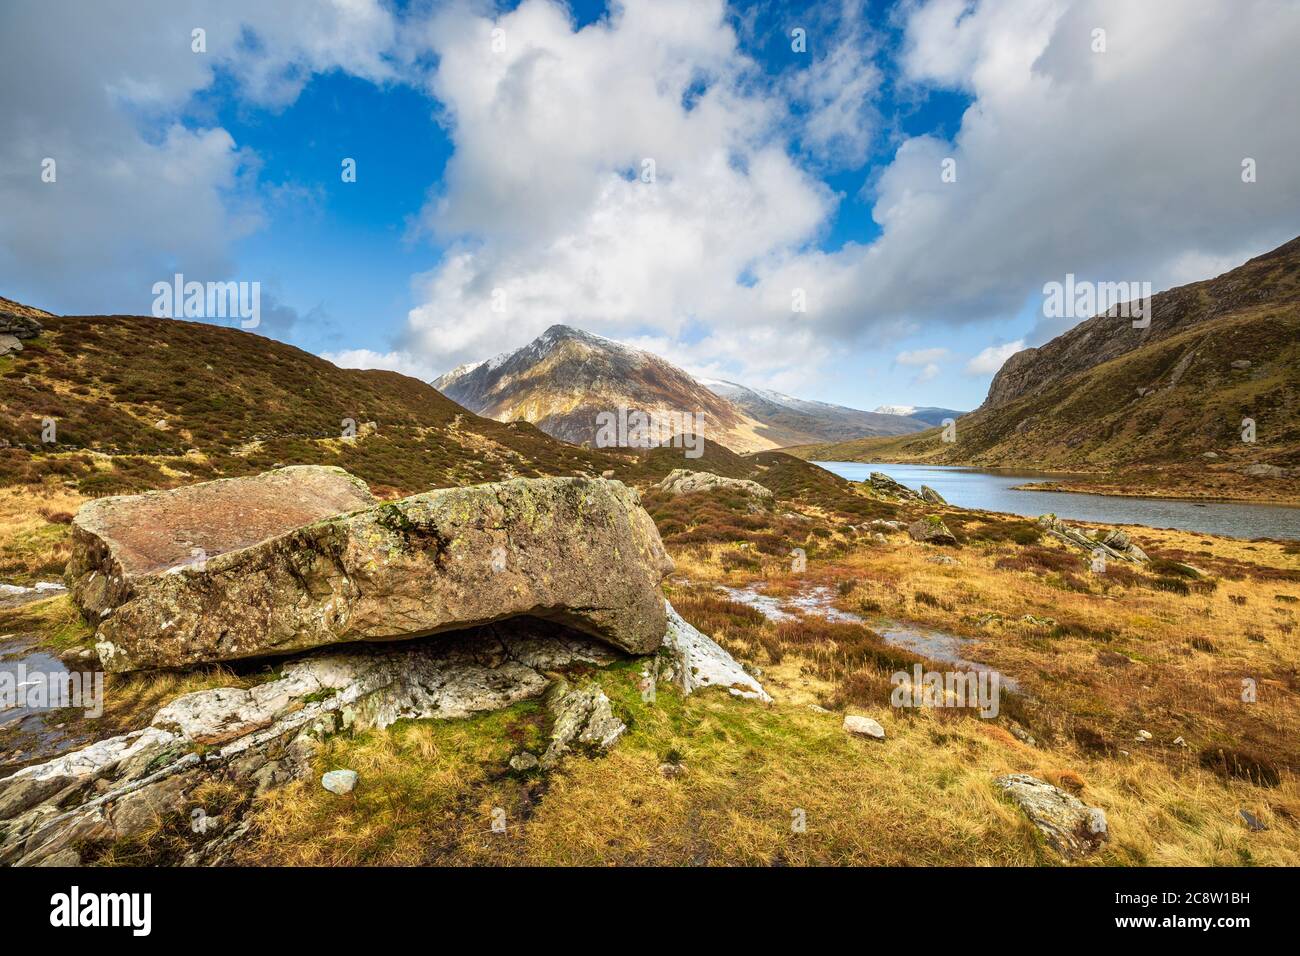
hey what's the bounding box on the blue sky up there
[3,0,1297,413]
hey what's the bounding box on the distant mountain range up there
[785,235,1300,484]
[433,325,949,453]
[870,405,964,427]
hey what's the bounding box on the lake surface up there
[814,461,1300,540]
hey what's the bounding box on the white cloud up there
[966,340,1025,376]
[0,0,399,314]
[322,348,439,381]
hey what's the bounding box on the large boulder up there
[73,471,674,671]
[68,465,378,619]
[656,469,772,500]
[0,310,44,339]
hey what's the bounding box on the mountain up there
[871,405,966,427]
[433,325,934,453]
[432,325,776,453]
[697,379,931,444]
[784,236,1300,497]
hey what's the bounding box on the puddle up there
[716,583,1018,691]
[0,635,96,770]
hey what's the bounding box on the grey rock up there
[1230,359,1252,369]
[509,752,539,772]
[540,679,626,769]
[919,484,947,505]
[995,773,1109,859]
[1242,463,1286,479]
[660,601,770,701]
[320,770,358,795]
[869,472,919,500]
[656,469,773,500]
[843,715,885,740]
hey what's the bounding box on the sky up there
[3,0,1298,413]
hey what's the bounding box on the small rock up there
[994,773,1109,859]
[1201,452,1219,459]
[1136,730,1152,742]
[843,715,885,740]
[509,752,539,772]
[1020,614,1057,628]
[658,762,685,779]
[1242,463,1286,479]
[1239,809,1268,832]
[1230,359,1252,370]
[927,555,958,566]
[321,769,358,795]
[1173,736,1188,748]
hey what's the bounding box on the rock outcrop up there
[994,773,1109,859]
[1037,514,1149,563]
[868,472,919,500]
[919,485,947,505]
[655,469,773,500]
[70,471,674,671]
[908,516,957,546]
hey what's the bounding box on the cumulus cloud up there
[966,340,1025,376]
[0,0,399,314]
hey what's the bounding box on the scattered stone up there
[1136,730,1153,742]
[655,469,773,500]
[919,485,947,505]
[1242,463,1286,479]
[1020,614,1057,628]
[907,516,957,546]
[658,762,685,779]
[1008,723,1038,747]
[1173,736,1188,748]
[868,519,905,533]
[75,471,674,671]
[321,769,358,795]
[1230,359,1252,370]
[0,334,22,357]
[540,679,626,769]
[868,472,919,500]
[1239,809,1268,832]
[928,554,959,566]
[994,773,1109,859]
[1201,451,1219,459]
[509,752,539,772]
[843,715,885,740]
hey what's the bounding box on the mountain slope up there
[433,325,775,453]
[434,325,938,452]
[698,379,931,444]
[784,237,1300,501]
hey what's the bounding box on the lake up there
[814,461,1300,540]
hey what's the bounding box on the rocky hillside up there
[434,325,933,453]
[785,237,1300,500]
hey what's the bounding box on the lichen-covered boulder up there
[76,472,674,671]
[67,465,378,620]
[656,469,773,500]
